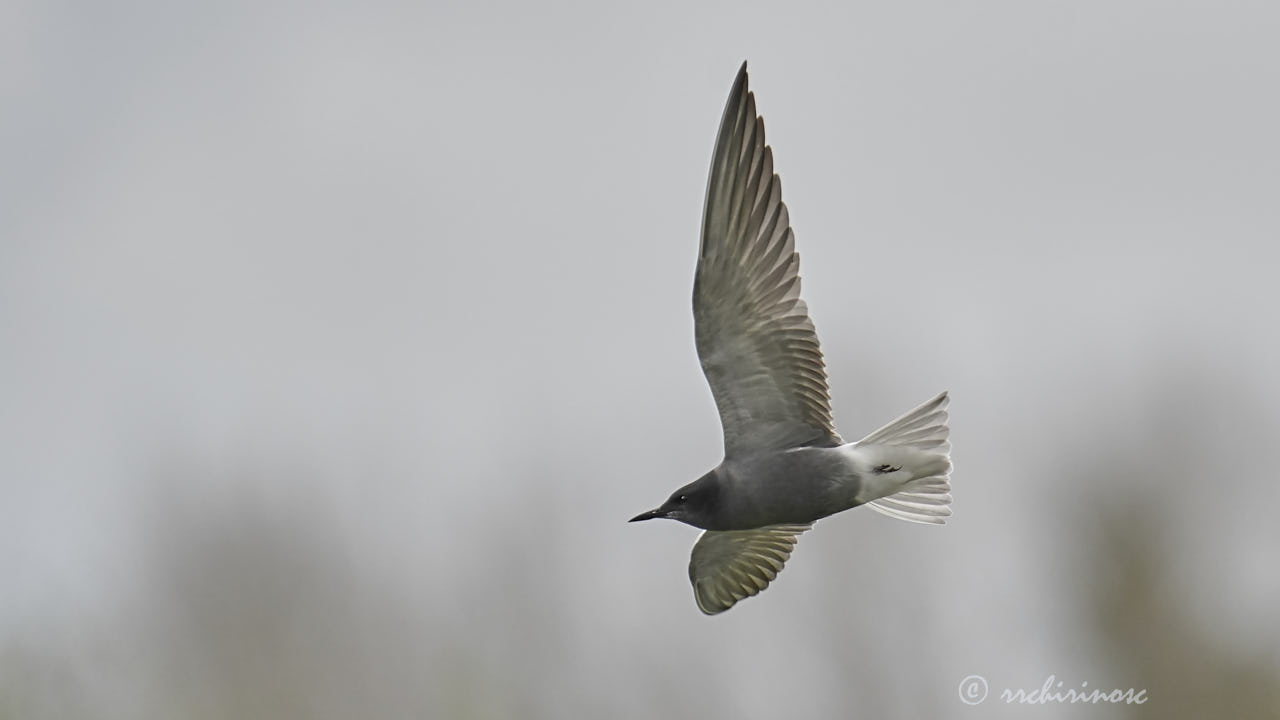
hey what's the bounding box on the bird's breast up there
[720,447,861,527]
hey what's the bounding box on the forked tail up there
[854,391,953,524]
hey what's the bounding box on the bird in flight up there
[630,62,952,615]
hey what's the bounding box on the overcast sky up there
[3,1,1279,718]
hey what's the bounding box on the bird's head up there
[629,470,722,528]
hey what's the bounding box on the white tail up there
[854,391,953,524]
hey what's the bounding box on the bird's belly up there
[724,448,864,528]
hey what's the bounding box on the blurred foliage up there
[1089,496,1280,720]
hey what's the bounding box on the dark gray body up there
[690,446,868,531]
[645,437,932,531]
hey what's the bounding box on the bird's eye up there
[676,494,688,504]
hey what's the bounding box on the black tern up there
[630,62,953,615]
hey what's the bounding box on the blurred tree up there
[1087,493,1280,720]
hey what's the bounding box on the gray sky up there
[3,1,1279,717]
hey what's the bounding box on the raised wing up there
[688,523,812,615]
[695,62,839,457]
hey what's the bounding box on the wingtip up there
[731,61,749,93]
[693,582,728,616]
[729,61,748,88]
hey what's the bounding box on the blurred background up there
[3,1,1279,718]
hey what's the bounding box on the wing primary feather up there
[694,64,840,456]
